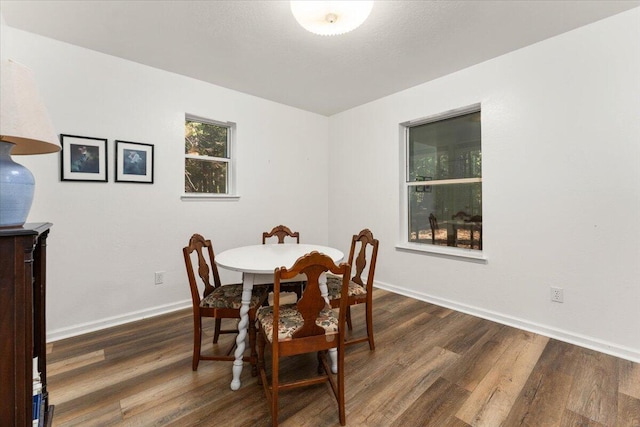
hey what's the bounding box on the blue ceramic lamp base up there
[0,141,35,228]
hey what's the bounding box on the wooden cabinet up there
[1,223,53,426]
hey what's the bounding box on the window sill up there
[181,194,240,201]
[395,242,487,263]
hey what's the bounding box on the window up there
[184,115,236,197]
[402,104,482,253]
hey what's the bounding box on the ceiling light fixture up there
[290,1,373,36]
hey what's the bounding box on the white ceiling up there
[1,1,638,116]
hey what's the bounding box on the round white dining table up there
[215,243,344,390]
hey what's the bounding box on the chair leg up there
[366,300,375,351]
[338,346,346,426]
[272,351,279,427]
[257,330,265,386]
[249,317,258,377]
[193,315,202,371]
[346,305,353,330]
[213,318,222,343]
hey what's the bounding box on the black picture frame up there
[115,140,154,184]
[415,176,432,193]
[60,134,108,182]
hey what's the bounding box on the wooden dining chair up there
[326,229,379,350]
[429,213,439,244]
[262,225,304,300]
[256,251,351,426]
[183,233,269,371]
[262,224,300,244]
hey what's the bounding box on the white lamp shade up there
[0,59,60,154]
[291,1,373,36]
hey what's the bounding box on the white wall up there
[328,8,640,362]
[1,26,330,339]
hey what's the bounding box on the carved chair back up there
[262,225,300,244]
[183,233,222,307]
[347,229,379,292]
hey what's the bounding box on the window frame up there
[397,103,486,262]
[181,114,239,201]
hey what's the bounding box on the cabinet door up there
[0,233,36,426]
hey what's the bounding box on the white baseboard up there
[48,285,640,364]
[47,300,191,343]
[375,281,640,364]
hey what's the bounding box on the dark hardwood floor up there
[47,289,640,426]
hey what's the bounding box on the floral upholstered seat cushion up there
[257,303,338,343]
[200,284,268,310]
[325,273,367,300]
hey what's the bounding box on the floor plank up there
[565,349,619,426]
[455,331,549,426]
[47,289,640,426]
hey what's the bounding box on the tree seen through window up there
[185,118,229,194]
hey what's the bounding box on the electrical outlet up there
[155,271,165,285]
[550,287,563,303]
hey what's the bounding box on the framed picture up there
[60,134,108,182]
[115,140,154,184]
[415,176,432,193]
